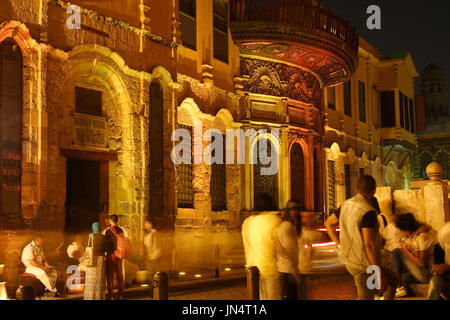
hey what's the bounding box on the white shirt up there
[276,221,299,274]
[143,229,162,261]
[406,231,436,253]
[22,241,45,267]
[438,222,450,265]
[242,212,281,276]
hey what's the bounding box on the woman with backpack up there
[105,214,126,300]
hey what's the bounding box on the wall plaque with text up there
[71,112,108,149]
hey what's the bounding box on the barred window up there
[0,39,22,217]
[210,133,226,211]
[327,160,336,215]
[177,124,194,208]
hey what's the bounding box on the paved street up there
[135,272,357,300]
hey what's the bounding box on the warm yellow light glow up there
[224,268,231,272]
[140,284,149,287]
[194,274,202,278]
[178,272,186,276]
[0,282,8,300]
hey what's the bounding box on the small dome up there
[422,63,446,82]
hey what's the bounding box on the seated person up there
[428,222,450,300]
[392,213,436,298]
[21,235,61,297]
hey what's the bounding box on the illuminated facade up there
[324,40,419,213]
[0,0,418,288]
[413,63,450,181]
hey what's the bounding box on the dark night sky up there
[318,0,450,104]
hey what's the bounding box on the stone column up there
[424,162,450,231]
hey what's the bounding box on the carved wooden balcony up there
[230,0,359,87]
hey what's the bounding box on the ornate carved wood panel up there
[290,143,305,209]
[254,138,278,209]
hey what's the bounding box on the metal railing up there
[229,0,359,52]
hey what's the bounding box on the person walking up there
[105,215,125,300]
[143,217,162,281]
[277,201,301,300]
[242,193,282,300]
[338,175,398,300]
[84,222,107,300]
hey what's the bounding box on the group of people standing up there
[20,215,162,300]
[242,194,317,300]
[325,174,450,300]
[242,174,450,300]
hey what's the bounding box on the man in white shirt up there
[21,235,59,296]
[242,193,282,300]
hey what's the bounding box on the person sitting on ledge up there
[428,222,450,300]
[392,213,436,298]
[21,234,61,297]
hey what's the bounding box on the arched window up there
[290,143,305,209]
[254,137,278,210]
[0,39,23,217]
[149,82,164,215]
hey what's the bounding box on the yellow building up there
[0,0,419,290]
[324,38,418,213]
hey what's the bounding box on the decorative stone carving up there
[241,58,323,107]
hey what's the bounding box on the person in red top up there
[105,214,125,300]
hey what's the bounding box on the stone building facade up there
[324,39,419,214]
[413,63,450,181]
[0,0,419,290]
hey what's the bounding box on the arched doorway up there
[253,137,278,210]
[290,143,305,209]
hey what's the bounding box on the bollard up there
[246,266,259,300]
[214,246,220,278]
[153,272,168,300]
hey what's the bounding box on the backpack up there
[109,227,131,259]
